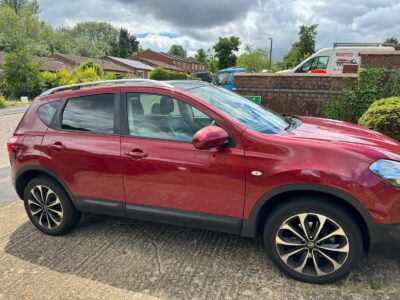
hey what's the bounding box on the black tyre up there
[23,176,81,235]
[263,197,362,283]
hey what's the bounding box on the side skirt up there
[75,197,242,235]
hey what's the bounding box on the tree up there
[168,44,187,58]
[115,28,139,58]
[61,22,119,58]
[384,37,398,45]
[283,24,318,69]
[2,50,41,99]
[237,45,270,72]
[195,48,207,63]
[213,36,241,69]
[0,0,39,15]
[0,6,59,56]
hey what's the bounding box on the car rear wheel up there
[23,176,81,235]
[263,198,362,283]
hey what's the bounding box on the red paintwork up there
[309,69,327,74]
[9,84,400,226]
[192,126,229,149]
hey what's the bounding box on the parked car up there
[278,43,395,74]
[191,71,213,83]
[213,67,247,90]
[8,79,400,284]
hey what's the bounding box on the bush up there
[149,67,170,80]
[2,50,42,99]
[359,96,400,141]
[40,71,59,90]
[169,71,188,80]
[324,68,400,123]
[0,95,7,108]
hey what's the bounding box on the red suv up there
[8,79,400,283]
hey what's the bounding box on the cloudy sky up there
[37,0,400,60]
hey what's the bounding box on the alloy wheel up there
[275,213,349,276]
[27,185,64,229]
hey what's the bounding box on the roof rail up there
[333,42,386,48]
[40,79,173,96]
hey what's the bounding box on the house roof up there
[160,52,199,63]
[50,53,132,73]
[136,57,185,72]
[105,56,154,71]
[0,52,72,72]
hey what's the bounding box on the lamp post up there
[268,37,273,71]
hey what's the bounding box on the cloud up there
[37,0,400,60]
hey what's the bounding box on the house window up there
[192,63,194,69]
[138,70,145,78]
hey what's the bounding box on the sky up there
[37,0,400,61]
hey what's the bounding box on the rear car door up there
[120,88,245,233]
[40,91,125,216]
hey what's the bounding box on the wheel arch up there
[15,166,77,207]
[240,184,375,252]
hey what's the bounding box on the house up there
[0,52,72,72]
[49,53,133,76]
[103,56,154,78]
[131,50,206,74]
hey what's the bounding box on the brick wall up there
[234,73,356,117]
[360,51,400,70]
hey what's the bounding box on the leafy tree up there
[384,37,398,45]
[213,36,241,69]
[60,22,119,58]
[168,44,187,58]
[0,6,59,55]
[195,48,207,63]
[237,45,270,72]
[205,48,218,73]
[77,61,104,77]
[2,50,41,99]
[283,24,318,69]
[0,0,39,15]
[115,28,139,58]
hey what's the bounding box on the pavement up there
[1,106,400,299]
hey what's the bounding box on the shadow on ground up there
[5,214,400,299]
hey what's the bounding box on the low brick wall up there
[360,51,400,70]
[234,73,356,117]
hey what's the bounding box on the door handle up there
[124,149,148,159]
[49,143,66,151]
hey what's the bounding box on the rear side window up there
[37,101,60,126]
[62,94,114,134]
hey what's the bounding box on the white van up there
[278,43,395,74]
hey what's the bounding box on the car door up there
[120,88,245,233]
[40,91,125,216]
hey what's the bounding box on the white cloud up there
[38,0,400,61]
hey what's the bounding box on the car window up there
[297,58,315,73]
[216,72,233,85]
[315,56,329,70]
[37,100,60,126]
[127,93,214,142]
[62,94,115,134]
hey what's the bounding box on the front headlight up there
[370,159,400,188]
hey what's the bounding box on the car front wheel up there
[264,198,363,283]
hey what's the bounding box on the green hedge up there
[0,95,7,108]
[359,96,400,141]
[149,66,188,80]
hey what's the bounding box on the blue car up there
[213,67,247,91]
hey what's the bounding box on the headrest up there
[160,96,174,114]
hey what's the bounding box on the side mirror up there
[192,126,229,150]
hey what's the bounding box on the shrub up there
[40,71,59,90]
[324,68,400,123]
[103,72,117,80]
[149,67,170,80]
[77,61,104,77]
[2,50,42,99]
[55,69,76,86]
[359,96,400,141]
[169,71,188,80]
[74,67,101,83]
[0,95,7,108]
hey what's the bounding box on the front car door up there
[41,90,125,216]
[120,87,245,233]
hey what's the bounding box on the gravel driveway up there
[1,202,400,300]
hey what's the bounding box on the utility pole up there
[268,37,273,71]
